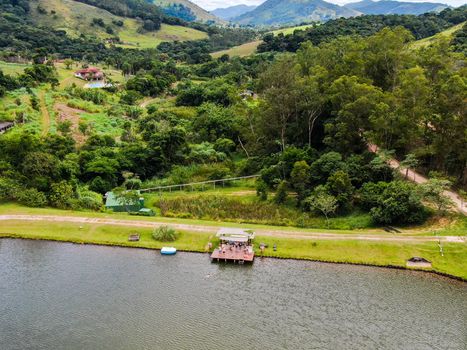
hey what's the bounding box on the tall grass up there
[155,195,372,230]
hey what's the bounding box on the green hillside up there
[211,24,316,58]
[270,23,315,35]
[152,0,223,23]
[411,22,465,49]
[30,0,207,48]
[211,40,262,58]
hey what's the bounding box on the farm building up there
[104,191,145,212]
[74,67,104,81]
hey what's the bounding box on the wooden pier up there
[210,228,255,264]
[211,245,255,263]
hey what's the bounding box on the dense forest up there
[0,1,465,228]
[258,6,467,52]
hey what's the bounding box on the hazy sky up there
[192,0,466,11]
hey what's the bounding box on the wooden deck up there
[210,245,254,263]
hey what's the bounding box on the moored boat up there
[161,247,177,255]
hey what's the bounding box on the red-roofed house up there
[74,67,104,81]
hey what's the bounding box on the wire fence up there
[140,175,260,193]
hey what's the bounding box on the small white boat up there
[161,247,177,255]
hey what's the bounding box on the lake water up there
[1,239,466,350]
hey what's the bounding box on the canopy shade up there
[216,227,255,242]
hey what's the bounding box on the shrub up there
[49,181,74,209]
[369,181,427,225]
[152,226,179,242]
[357,181,389,210]
[72,186,103,211]
[256,178,268,201]
[17,188,47,207]
[274,180,288,204]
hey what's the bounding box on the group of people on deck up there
[218,242,251,255]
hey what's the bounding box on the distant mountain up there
[233,0,360,26]
[152,0,223,23]
[345,0,449,15]
[211,4,258,20]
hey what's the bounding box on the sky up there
[191,0,466,11]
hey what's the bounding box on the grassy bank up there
[1,213,466,280]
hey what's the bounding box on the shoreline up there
[2,234,465,283]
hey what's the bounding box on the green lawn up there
[116,22,208,49]
[269,24,315,36]
[0,220,213,252]
[0,62,29,76]
[211,41,262,58]
[1,216,465,280]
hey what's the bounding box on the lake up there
[1,239,466,350]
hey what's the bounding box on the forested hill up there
[152,0,222,23]
[258,5,467,52]
[233,0,359,26]
[346,0,449,15]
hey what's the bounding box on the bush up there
[49,181,74,209]
[17,188,47,207]
[73,187,103,210]
[274,180,288,204]
[369,181,427,225]
[152,226,179,242]
[256,178,268,201]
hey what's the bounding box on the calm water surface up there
[1,239,466,350]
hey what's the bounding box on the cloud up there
[191,0,465,11]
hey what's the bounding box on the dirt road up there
[1,215,464,243]
[368,144,466,215]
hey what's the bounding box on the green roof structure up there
[105,191,144,213]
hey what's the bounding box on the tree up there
[255,178,268,201]
[258,56,300,152]
[370,181,426,225]
[64,59,74,69]
[49,181,74,209]
[400,153,419,180]
[458,190,466,212]
[113,187,141,212]
[305,188,338,227]
[274,180,288,204]
[326,170,354,210]
[290,161,310,204]
[420,178,453,213]
[57,120,72,135]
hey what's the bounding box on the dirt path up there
[368,144,466,215]
[55,103,87,144]
[1,215,464,243]
[39,91,50,136]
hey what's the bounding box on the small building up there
[74,67,104,81]
[0,122,14,134]
[104,191,144,212]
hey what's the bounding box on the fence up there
[140,175,260,193]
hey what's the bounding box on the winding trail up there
[39,91,50,136]
[0,215,464,243]
[368,144,466,215]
